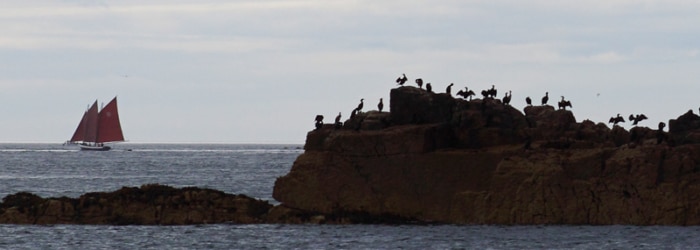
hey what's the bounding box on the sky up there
[1,0,700,143]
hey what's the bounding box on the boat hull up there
[79,144,112,151]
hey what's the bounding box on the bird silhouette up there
[456,87,475,100]
[446,83,454,96]
[378,98,384,112]
[525,96,532,106]
[609,114,625,125]
[354,98,364,112]
[396,74,407,86]
[541,92,549,105]
[629,114,648,126]
[502,90,512,105]
[558,96,572,110]
[426,83,432,93]
[415,78,423,89]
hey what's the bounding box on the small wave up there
[0,149,77,153]
[0,175,158,180]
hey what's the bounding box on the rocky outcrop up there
[273,86,700,225]
[0,183,416,225]
[0,184,273,225]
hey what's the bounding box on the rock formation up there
[273,86,700,225]
[0,184,272,225]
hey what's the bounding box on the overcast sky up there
[1,0,699,143]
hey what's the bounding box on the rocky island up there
[273,86,700,225]
[3,86,700,225]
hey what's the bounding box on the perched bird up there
[558,96,572,110]
[354,98,364,112]
[456,87,475,100]
[396,74,407,86]
[482,85,497,98]
[378,98,384,112]
[415,78,423,89]
[314,115,324,130]
[629,114,648,126]
[657,122,667,144]
[446,83,454,96]
[541,92,549,105]
[426,83,433,93]
[335,112,342,124]
[609,113,625,125]
[525,96,532,106]
[502,90,512,105]
[333,112,343,129]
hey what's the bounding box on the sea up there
[1,143,700,249]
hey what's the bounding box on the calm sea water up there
[1,143,699,249]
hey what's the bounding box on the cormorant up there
[415,78,423,89]
[354,98,364,112]
[558,96,572,110]
[657,122,667,144]
[396,74,407,86]
[334,112,342,129]
[314,115,324,130]
[426,83,432,93]
[541,92,549,105]
[525,96,532,106]
[378,98,384,112]
[446,83,454,96]
[456,87,475,100]
[609,113,625,125]
[629,114,648,126]
[502,90,512,105]
[481,85,497,98]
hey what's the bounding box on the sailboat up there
[68,97,125,151]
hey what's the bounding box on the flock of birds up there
[396,74,576,111]
[316,73,654,130]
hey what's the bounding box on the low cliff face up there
[273,86,700,225]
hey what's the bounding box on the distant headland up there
[4,78,700,225]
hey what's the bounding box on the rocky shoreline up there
[4,86,700,225]
[0,184,420,225]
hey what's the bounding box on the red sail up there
[96,97,124,143]
[70,110,88,142]
[83,101,99,143]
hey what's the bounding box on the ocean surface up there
[1,143,700,249]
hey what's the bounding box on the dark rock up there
[390,86,455,125]
[273,86,700,225]
[0,184,274,225]
[669,110,700,144]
